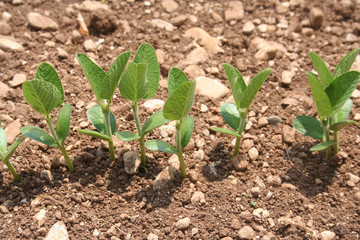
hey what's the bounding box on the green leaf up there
[181,116,194,149]
[336,99,353,122]
[293,115,324,140]
[309,51,334,88]
[0,127,7,154]
[329,120,356,131]
[142,110,170,135]
[76,54,107,101]
[145,139,178,154]
[310,140,336,151]
[306,72,332,117]
[210,127,242,137]
[119,62,148,102]
[5,135,25,162]
[326,71,360,115]
[239,68,272,108]
[333,48,360,79]
[168,68,190,97]
[56,104,71,143]
[163,81,196,120]
[134,43,159,99]
[76,129,111,141]
[21,126,58,147]
[115,131,141,141]
[87,105,116,135]
[35,63,64,106]
[23,80,62,115]
[220,103,240,131]
[222,63,246,108]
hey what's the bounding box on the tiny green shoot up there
[116,43,169,169]
[211,64,272,164]
[21,63,74,173]
[145,68,196,178]
[0,119,25,181]
[293,49,360,159]
[76,51,131,161]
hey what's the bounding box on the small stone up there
[320,231,336,240]
[0,21,11,35]
[171,15,187,27]
[230,218,241,230]
[184,65,205,79]
[79,121,89,128]
[258,117,268,127]
[194,149,205,160]
[251,187,261,197]
[34,209,47,223]
[2,12,12,22]
[149,19,174,32]
[57,47,68,59]
[282,125,296,144]
[191,191,206,204]
[315,178,322,184]
[188,170,198,182]
[5,119,21,144]
[346,33,357,42]
[72,30,82,43]
[354,113,360,121]
[84,39,97,52]
[195,76,229,100]
[161,0,179,12]
[176,217,191,230]
[143,99,165,110]
[184,28,222,54]
[248,147,259,161]
[9,73,26,87]
[147,233,158,240]
[238,226,254,240]
[200,104,208,112]
[282,183,296,190]
[232,154,248,171]
[253,208,270,218]
[123,151,140,175]
[44,221,69,240]
[191,228,199,236]
[267,116,282,126]
[40,170,54,182]
[351,89,360,98]
[0,205,9,214]
[79,1,109,11]
[93,229,100,237]
[224,1,244,22]
[345,173,359,183]
[346,180,355,187]
[354,192,360,202]
[258,24,268,33]
[27,12,58,31]
[242,21,255,35]
[266,175,282,187]
[309,8,324,29]
[281,71,293,86]
[0,37,24,52]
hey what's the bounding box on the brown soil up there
[1,0,360,239]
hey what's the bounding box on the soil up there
[0,0,360,239]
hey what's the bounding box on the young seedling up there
[211,64,272,163]
[115,43,169,169]
[145,68,196,178]
[0,120,25,181]
[21,63,74,173]
[293,48,360,159]
[76,51,131,161]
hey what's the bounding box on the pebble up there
[79,1,109,11]
[238,226,254,240]
[191,191,206,204]
[0,21,11,35]
[320,231,336,240]
[354,113,360,121]
[281,71,293,86]
[267,116,282,126]
[248,147,259,161]
[224,1,244,22]
[258,117,268,127]
[346,33,357,42]
[0,37,24,52]
[345,173,359,184]
[2,12,12,22]
[351,89,360,98]
[185,27,222,54]
[84,39,97,52]
[253,208,270,218]
[251,187,261,197]
[282,125,296,144]
[184,47,208,65]
[27,12,58,31]
[9,73,26,87]
[282,183,296,190]
[194,149,205,160]
[147,233,158,240]
[153,155,180,191]
[252,38,285,61]
[258,24,268,33]
[57,47,68,59]
[44,221,69,240]
[266,175,282,187]
[232,154,248,171]
[5,119,21,144]
[40,170,54,182]
[149,19,174,32]
[188,170,198,182]
[309,8,324,29]
[34,209,47,223]
[242,21,255,35]
[195,76,229,100]
[184,65,205,79]
[161,0,179,12]
[79,121,89,128]
[230,218,241,230]
[143,99,165,110]
[176,217,191,230]
[191,228,199,236]
[72,30,82,43]
[123,151,140,175]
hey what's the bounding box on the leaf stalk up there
[175,120,186,178]
[101,102,116,161]
[230,108,247,163]
[131,101,147,167]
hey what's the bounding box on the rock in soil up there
[123,151,141,175]
[238,226,254,240]
[320,230,336,240]
[176,217,191,230]
[27,12,58,31]
[44,221,69,240]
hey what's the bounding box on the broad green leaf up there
[76,129,111,141]
[220,103,240,131]
[35,63,64,106]
[0,127,6,154]
[163,81,196,120]
[293,115,324,140]
[181,116,194,149]
[329,120,356,131]
[239,68,272,108]
[210,127,242,137]
[87,105,116,135]
[223,63,246,108]
[119,62,148,102]
[309,51,333,88]
[168,68,190,97]
[336,99,353,122]
[56,104,71,143]
[310,140,336,151]
[5,135,25,162]
[142,111,170,135]
[21,126,58,147]
[23,80,62,115]
[115,131,141,141]
[325,71,360,115]
[333,48,360,79]
[145,139,178,154]
[306,72,332,117]
[134,43,159,99]
[76,54,106,101]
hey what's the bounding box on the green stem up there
[230,109,247,163]
[46,115,75,173]
[321,117,332,160]
[175,120,186,178]
[333,130,339,154]
[132,102,146,167]
[1,151,19,181]
[101,102,116,161]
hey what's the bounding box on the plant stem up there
[101,102,116,161]
[132,102,146,167]
[333,130,339,154]
[175,120,186,178]
[1,151,19,181]
[230,109,247,163]
[46,115,75,172]
[321,117,332,160]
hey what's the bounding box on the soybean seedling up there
[21,63,74,173]
[145,68,196,178]
[0,120,25,181]
[293,49,360,159]
[76,51,131,161]
[211,64,272,163]
[116,43,169,169]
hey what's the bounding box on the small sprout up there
[21,63,74,173]
[0,120,25,181]
[116,43,168,169]
[293,48,360,159]
[76,50,131,161]
[250,201,257,207]
[211,64,272,164]
[145,68,196,178]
